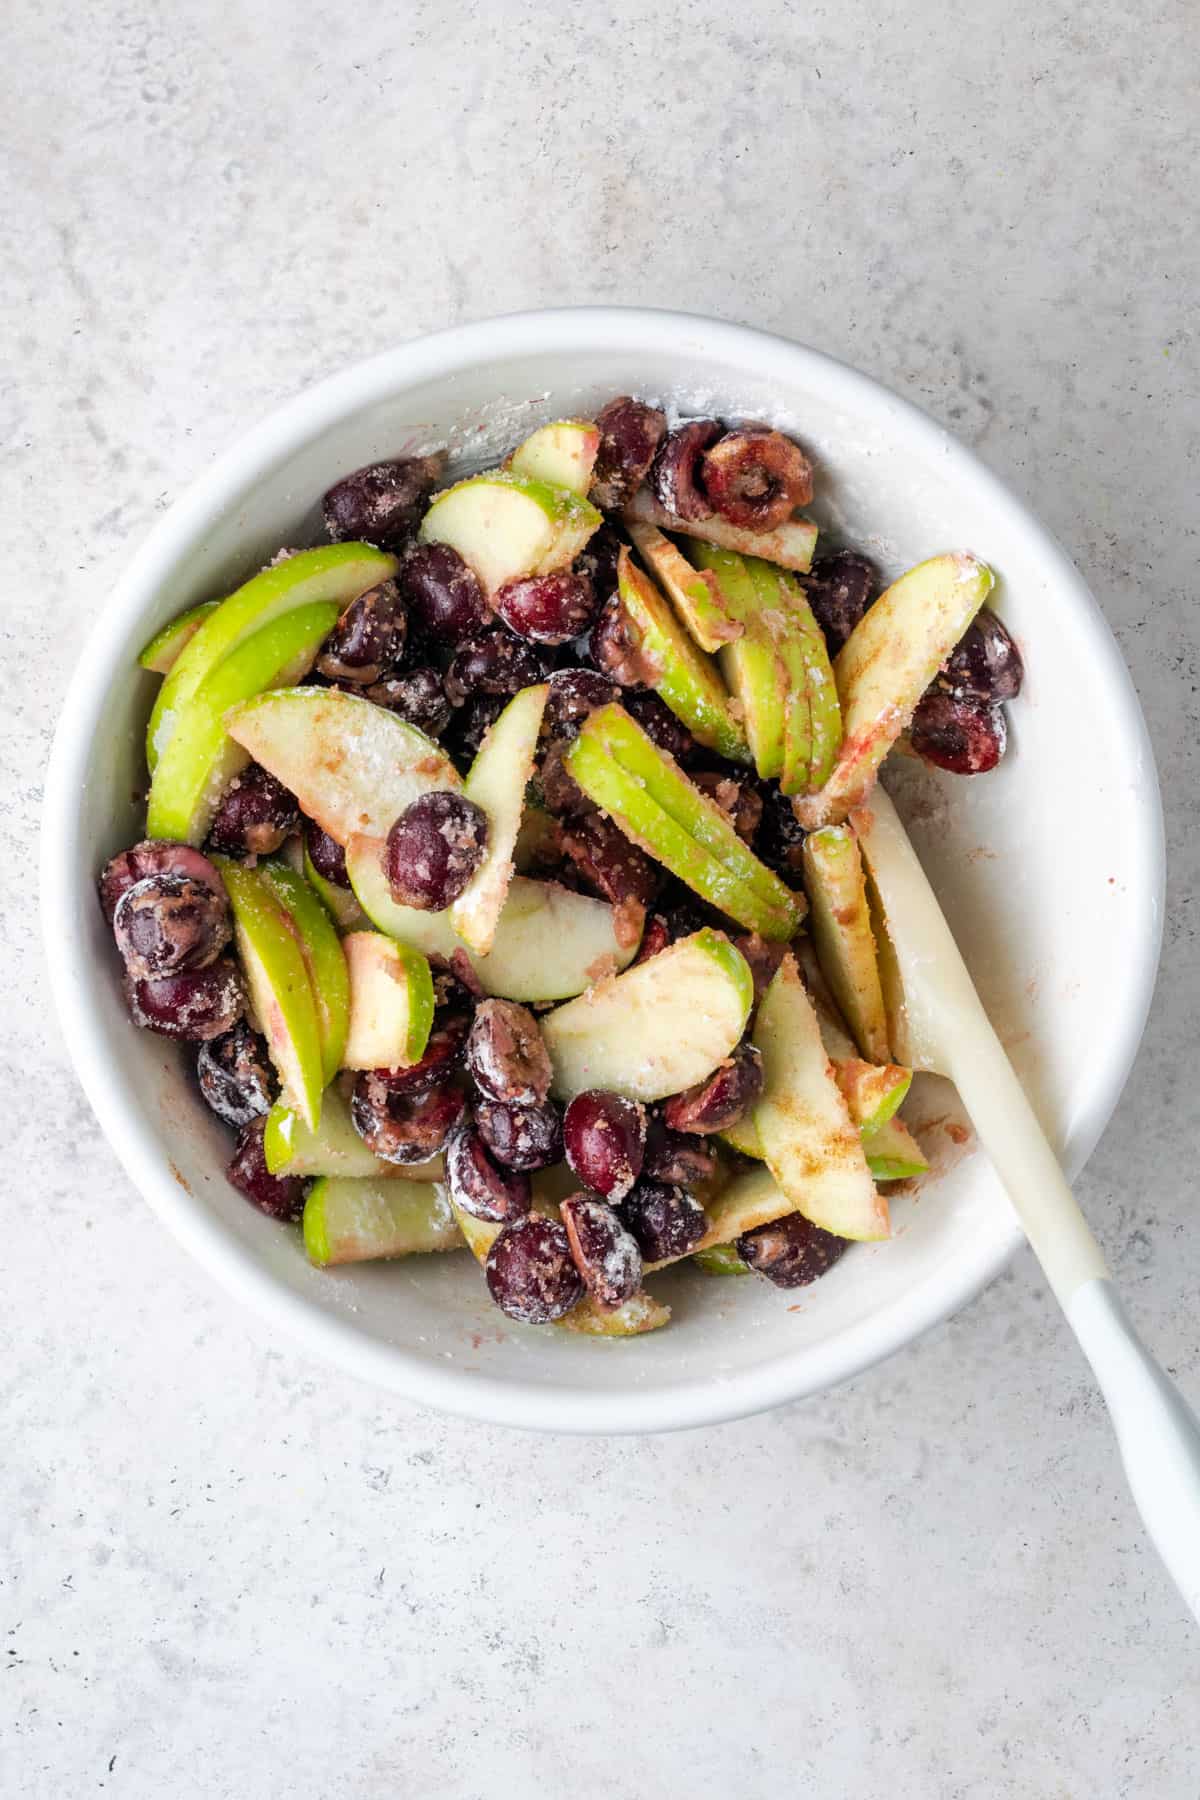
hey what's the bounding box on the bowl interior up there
[47,314,1161,1430]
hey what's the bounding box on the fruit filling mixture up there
[103,399,1022,1336]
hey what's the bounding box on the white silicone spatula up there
[855,784,1200,1622]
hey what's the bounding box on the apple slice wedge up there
[225,686,462,845]
[626,520,742,652]
[686,544,789,780]
[565,702,805,941]
[795,552,994,825]
[258,860,350,1085]
[802,825,889,1062]
[147,542,397,771]
[507,419,600,495]
[341,932,435,1071]
[625,486,818,571]
[719,1054,911,1158]
[542,928,753,1103]
[862,1115,929,1181]
[303,1177,461,1267]
[146,601,339,846]
[418,471,601,592]
[347,835,639,1001]
[614,549,750,764]
[137,600,220,674]
[450,683,549,955]
[753,954,888,1240]
[264,1086,444,1180]
[216,859,325,1132]
[745,556,842,795]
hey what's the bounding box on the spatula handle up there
[943,1022,1109,1307]
[1068,1279,1200,1621]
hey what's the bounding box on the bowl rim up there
[40,306,1165,1434]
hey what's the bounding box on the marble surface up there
[5,0,1198,1793]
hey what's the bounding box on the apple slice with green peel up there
[137,600,220,674]
[625,486,818,572]
[216,859,325,1131]
[347,835,640,1001]
[565,703,805,941]
[303,1177,461,1267]
[614,549,750,763]
[692,1242,752,1276]
[147,542,397,771]
[862,1115,929,1182]
[341,932,435,1071]
[450,683,549,955]
[542,928,752,1103]
[865,865,914,1068]
[718,1055,910,1158]
[686,544,788,780]
[754,954,888,1240]
[578,702,801,926]
[225,686,461,846]
[836,1058,911,1134]
[449,1198,670,1336]
[258,860,350,1084]
[418,471,601,593]
[744,556,842,795]
[796,552,995,825]
[265,1086,445,1180]
[146,602,339,846]
[507,419,600,495]
[626,520,742,652]
[303,842,367,933]
[802,825,889,1062]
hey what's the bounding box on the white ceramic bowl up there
[41,309,1163,1433]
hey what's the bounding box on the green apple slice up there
[575,702,804,928]
[835,1058,911,1134]
[753,954,887,1240]
[258,860,350,1084]
[685,544,788,780]
[718,1055,910,1158]
[449,1198,671,1336]
[615,549,750,764]
[796,552,994,825]
[303,842,367,932]
[802,825,890,1063]
[265,1086,445,1180]
[542,928,752,1103]
[347,835,640,1001]
[626,521,742,652]
[450,683,549,955]
[341,932,435,1071]
[303,1177,461,1266]
[691,1242,752,1276]
[862,1116,929,1181]
[147,542,397,771]
[564,713,804,942]
[418,471,601,593]
[216,859,325,1131]
[145,601,339,846]
[225,686,461,846]
[625,486,818,572]
[745,557,842,795]
[507,419,600,495]
[137,600,220,674]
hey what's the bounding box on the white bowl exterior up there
[41,310,1163,1433]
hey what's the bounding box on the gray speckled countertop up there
[5,2,1198,1794]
